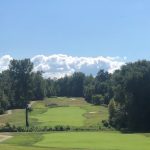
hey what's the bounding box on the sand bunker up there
[0,135,12,142]
[70,98,76,101]
[89,112,97,114]
[0,110,12,117]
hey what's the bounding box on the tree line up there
[0,58,150,131]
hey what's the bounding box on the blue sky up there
[0,0,150,61]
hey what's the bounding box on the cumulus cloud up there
[0,55,13,72]
[0,54,126,78]
[31,54,126,78]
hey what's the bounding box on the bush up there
[92,94,104,105]
[28,107,33,112]
[108,99,116,121]
[0,124,72,132]
[0,124,112,132]
[102,120,109,128]
[0,108,4,115]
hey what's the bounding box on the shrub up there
[108,99,116,120]
[102,120,109,128]
[92,94,104,105]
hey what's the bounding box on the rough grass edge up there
[0,122,113,132]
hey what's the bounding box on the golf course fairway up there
[34,132,150,150]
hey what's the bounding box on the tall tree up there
[9,59,33,108]
[70,72,85,97]
[111,60,150,131]
[32,71,46,100]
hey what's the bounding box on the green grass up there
[83,105,108,127]
[2,132,150,150]
[30,97,108,127]
[0,109,25,126]
[31,106,86,126]
[4,133,42,146]
[0,145,50,150]
[0,97,108,128]
[0,133,55,150]
[1,97,150,150]
[34,132,150,150]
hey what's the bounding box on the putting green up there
[31,106,86,126]
[35,132,150,150]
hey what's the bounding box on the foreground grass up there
[1,132,150,150]
[35,132,150,150]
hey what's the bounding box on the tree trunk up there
[26,106,29,127]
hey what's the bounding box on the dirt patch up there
[0,135,12,142]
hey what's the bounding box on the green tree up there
[32,71,46,100]
[45,78,57,97]
[84,85,95,102]
[92,94,104,105]
[112,60,150,131]
[9,59,33,108]
[70,72,85,97]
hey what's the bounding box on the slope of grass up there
[3,133,42,146]
[0,144,63,150]
[2,132,150,150]
[0,109,25,126]
[1,133,47,150]
[83,105,108,127]
[35,132,150,150]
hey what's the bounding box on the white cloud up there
[31,54,125,78]
[0,54,126,78]
[0,55,13,72]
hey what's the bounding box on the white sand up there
[89,112,97,114]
